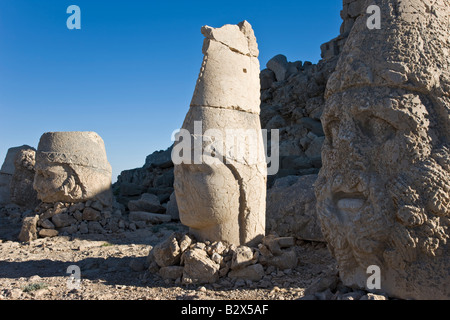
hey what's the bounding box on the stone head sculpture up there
[173,21,267,246]
[315,0,450,299]
[10,146,39,209]
[34,131,113,207]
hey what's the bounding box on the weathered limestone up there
[266,175,324,242]
[173,21,267,246]
[18,214,39,242]
[315,0,450,299]
[10,147,39,209]
[33,131,113,206]
[146,232,297,285]
[0,145,34,205]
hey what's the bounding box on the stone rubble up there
[145,231,299,286]
[16,198,174,241]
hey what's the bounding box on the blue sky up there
[0,1,342,182]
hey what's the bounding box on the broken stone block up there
[181,248,219,285]
[18,215,39,242]
[152,233,182,267]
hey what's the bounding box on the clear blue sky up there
[0,0,342,182]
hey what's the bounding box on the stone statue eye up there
[358,116,396,141]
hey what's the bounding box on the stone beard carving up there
[315,0,450,299]
[34,131,113,207]
[173,21,267,247]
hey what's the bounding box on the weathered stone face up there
[315,0,450,299]
[0,145,34,205]
[173,21,267,246]
[175,162,242,244]
[34,131,113,206]
[10,147,39,209]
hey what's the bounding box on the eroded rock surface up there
[315,0,450,300]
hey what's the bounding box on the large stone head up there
[34,131,113,206]
[315,0,450,299]
[173,21,267,246]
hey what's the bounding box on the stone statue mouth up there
[331,191,367,221]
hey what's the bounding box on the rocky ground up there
[0,208,388,301]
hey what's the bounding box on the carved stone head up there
[315,0,450,299]
[34,131,113,206]
[173,21,267,246]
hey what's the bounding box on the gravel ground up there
[0,213,337,301]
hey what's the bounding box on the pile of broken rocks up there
[139,231,390,300]
[145,232,298,286]
[18,200,128,242]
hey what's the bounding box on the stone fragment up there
[79,221,88,234]
[18,215,39,242]
[33,131,113,206]
[159,266,184,280]
[179,233,193,252]
[261,249,297,270]
[231,246,256,270]
[228,263,264,281]
[90,201,103,211]
[128,193,165,213]
[129,259,146,272]
[82,207,101,221]
[38,229,59,238]
[166,192,179,220]
[260,69,276,90]
[181,248,219,284]
[51,213,76,228]
[40,219,55,229]
[266,54,289,82]
[87,221,103,234]
[69,202,85,212]
[152,234,182,267]
[73,210,83,221]
[128,211,171,224]
[262,235,295,255]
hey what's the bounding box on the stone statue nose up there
[337,121,357,143]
